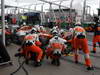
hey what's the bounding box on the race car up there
[14,25,33,44]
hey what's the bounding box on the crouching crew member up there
[46,32,67,60]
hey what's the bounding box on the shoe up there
[91,51,96,53]
[51,60,55,65]
[34,62,41,67]
[87,66,94,70]
[51,59,56,65]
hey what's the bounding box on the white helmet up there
[54,36,59,40]
[69,28,74,33]
[40,26,44,30]
[52,30,58,34]
[23,22,26,25]
[75,21,81,26]
[52,30,58,36]
[53,26,58,30]
[60,29,64,34]
[31,28,37,33]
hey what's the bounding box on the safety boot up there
[87,66,94,70]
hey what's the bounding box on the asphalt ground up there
[0,32,100,75]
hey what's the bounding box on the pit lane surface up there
[0,32,100,75]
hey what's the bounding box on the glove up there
[15,53,23,57]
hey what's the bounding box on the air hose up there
[10,57,29,75]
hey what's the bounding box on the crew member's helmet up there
[74,26,86,38]
[31,28,37,34]
[54,36,59,40]
[75,21,81,26]
[52,30,58,36]
[23,22,26,26]
[69,28,74,33]
[60,29,64,34]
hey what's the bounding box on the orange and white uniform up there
[18,27,44,62]
[21,34,43,62]
[22,42,43,62]
[24,33,41,46]
[46,36,67,57]
[92,23,100,52]
[73,26,92,67]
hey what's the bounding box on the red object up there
[93,35,100,44]
[35,41,42,46]
[73,37,92,67]
[46,43,65,59]
[73,38,90,54]
[85,58,91,67]
[22,45,43,61]
[93,35,100,51]
[12,18,16,24]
